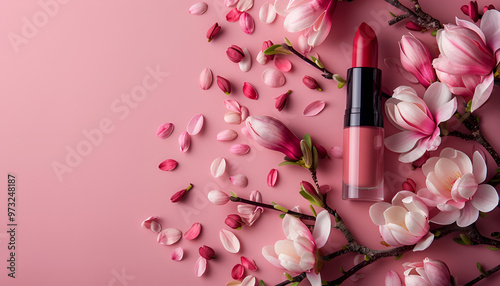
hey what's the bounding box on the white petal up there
[187,114,204,135]
[237,0,254,12]
[157,228,182,245]
[385,270,402,286]
[256,50,268,64]
[472,151,487,183]
[456,202,479,227]
[312,210,331,248]
[259,2,277,23]
[430,209,460,225]
[405,212,429,237]
[413,231,434,251]
[262,245,283,268]
[211,157,227,178]
[456,173,479,200]
[241,275,256,286]
[306,271,322,286]
[239,48,252,72]
[303,100,326,116]
[262,68,286,87]
[225,112,242,124]
[194,256,207,277]
[369,202,392,225]
[471,184,499,212]
[384,131,426,153]
[220,229,241,253]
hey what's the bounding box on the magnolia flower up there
[418,148,499,227]
[275,0,337,47]
[399,35,436,88]
[262,210,331,286]
[385,83,457,163]
[433,10,500,112]
[403,257,452,286]
[245,115,302,160]
[369,191,434,251]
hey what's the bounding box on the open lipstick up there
[342,22,384,201]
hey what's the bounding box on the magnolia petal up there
[194,256,207,277]
[230,144,250,155]
[237,0,254,11]
[330,146,343,159]
[456,202,479,227]
[259,2,277,23]
[189,2,208,15]
[171,247,184,261]
[241,275,256,286]
[384,57,419,84]
[267,168,278,187]
[184,222,202,240]
[303,100,326,116]
[385,270,402,286]
[369,202,392,225]
[231,264,245,280]
[208,190,230,205]
[241,126,251,138]
[225,281,241,286]
[430,209,461,225]
[239,48,252,72]
[217,129,238,141]
[157,228,182,245]
[243,82,258,99]
[471,184,499,212]
[150,220,162,233]
[250,190,262,202]
[239,12,255,34]
[157,123,174,139]
[141,216,161,232]
[224,99,242,113]
[241,256,258,271]
[220,229,241,253]
[211,157,227,178]
[187,114,205,135]
[230,174,249,187]
[312,210,331,248]
[306,271,322,286]
[256,50,268,64]
[275,56,292,72]
[158,159,178,171]
[227,8,243,22]
[413,231,434,251]
[179,131,191,152]
[473,151,487,184]
[225,0,238,7]
[405,211,429,237]
[240,106,250,121]
[262,68,286,87]
[225,112,242,124]
[262,245,282,268]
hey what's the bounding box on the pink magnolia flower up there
[237,190,263,226]
[262,210,331,286]
[399,35,436,88]
[245,115,302,160]
[403,257,452,286]
[433,10,500,112]
[385,83,457,163]
[275,0,337,47]
[369,191,434,251]
[418,148,499,227]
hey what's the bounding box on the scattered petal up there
[230,174,249,187]
[302,75,322,91]
[256,51,268,65]
[170,188,188,203]
[195,256,207,277]
[208,190,230,205]
[184,222,202,240]
[217,129,238,141]
[243,82,258,100]
[262,68,286,87]
[303,100,326,116]
[157,228,182,245]
[262,40,274,61]
[179,131,191,152]
[157,123,174,139]
[227,45,246,63]
[200,68,213,90]
[320,185,332,195]
[240,107,250,121]
[171,247,184,261]
[239,48,252,72]
[241,275,256,286]
[230,144,251,155]
[259,2,277,23]
[199,245,216,260]
[232,264,245,280]
[187,114,205,135]
[211,157,227,178]
[189,2,208,15]
[237,0,254,12]
[330,146,343,159]
[275,57,292,72]
[226,8,243,22]
[207,22,221,42]
[241,256,258,271]
[267,168,278,187]
[220,229,241,253]
[217,76,232,95]
[141,216,162,233]
[275,90,291,111]
[224,99,242,113]
[240,12,255,34]
[225,0,238,7]
[225,112,242,124]
[159,159,178,171]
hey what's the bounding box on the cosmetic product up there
[342,22,384,201]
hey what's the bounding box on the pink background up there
[1,0,500,285]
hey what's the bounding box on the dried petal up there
[225,0,238,7]
[157,228,182,245]
[259,2,277,23]
[211,157,227,178]
[231,264,245,280]
[274,57,292,72]
[267,168,278,187]
[189,2,208,15]
[217,129,238,141]
[302,75,322,91]
[171,247,184,261]
[230,174,249,187]
[303,100,326,116]
[226,8,243,22]
[158,159,178,171]
[227,45,245,63]
[199,245,216,260]
[262,68,286,87]
[217,75,232,95]
[208,190,230,205]
[141,216,162,233]
[275,90,291,111]
[187,114,205,135]
[194,256,207,277]
[240,106,249,121]
[237,0,254,12]
[256,51,268,65]
[224,112,242,124]
[242,82,258,100]
[230,144,250,155]
[330,146,343,159]
[239,12,255,34]
[199,68,213,90]
[157,123,174,139]
[220,229,241,253]
[239,48,252,72]
[207,22,221,42]
[224,99,242,113]
[241,256,258,271]
[184,222,202,240]
[179,131,191,152]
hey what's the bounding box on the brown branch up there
[385,0,442,30]
[448,130,500,167]
[230,196,317,221]
[465,264,500,286]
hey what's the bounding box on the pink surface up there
[1,0,500,286]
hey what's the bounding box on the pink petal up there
[158,159,178,171]
[240,106,249,121]
[241,126,251,138]
[298,34,312,54]
[413,231,434,251]
[430,209,461,225]
[224,99,242,113]
[306,272,322,286]
[211,157,227,178]
[471,72,494,112]
[217,129,238,141]
[208,190,230,205]
[312,210,331,248]
[455,173,479,200]
[384,131,426,153]
[220,229,241,253]
[243,82,258,100]
[471,184,499,212]
[385,270,402,286]
[237,0,254,12]
[156,123,174,139]
[262,245,283,268]
[157,228,182,245]
[231,264,245,280]
[189,2,208,15]
[250,190,262,202]
[330,146,343,159]
[405,211,429,237]
[230,174,249,187]
[240,12,255,34]
[472,151,487,183]
[275,56,292,72]
[224,112,242,124]
[171,247,184,261]
[194,256,207,277]
[239,48,252,72]
[241,256,258,271]
[179,131,191,152]
[230,144,250,155]
[456,202,479,227]
[184,222,202,240]
[187,114,205,135]
[241,275,256,286]
[226,8,243,22]
[267,168,278,187]
[303,100,326,116]
[369,202,392,225]
[384,57,419,84]
[225,0,238,7]
[262,68,286,87]
[259,2,277,23]
[141,216,161,233]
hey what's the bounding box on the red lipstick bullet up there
[343,22,384,201]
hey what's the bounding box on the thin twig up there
[281,43,335,79]
[385,0,442,30]
[230,196,316,220]
[465,264,500,286]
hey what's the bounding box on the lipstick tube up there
[342,23,384,201]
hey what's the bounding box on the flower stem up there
[384,0,442,30]
[448,130,500,167]
[229,196,316,221]
[465,264,500,286]
[281,43,335,79]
